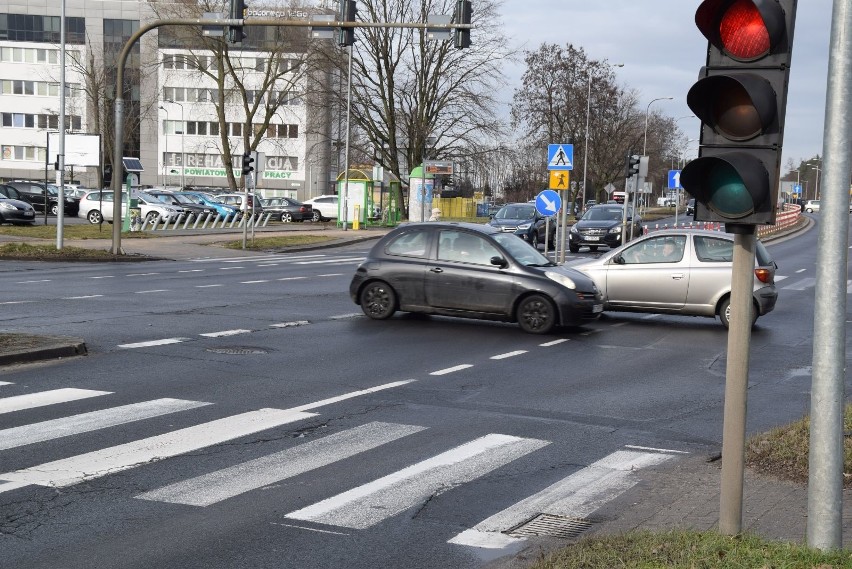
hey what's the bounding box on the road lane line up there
[219,266,245,270]
[430,364,473,375]
[178,269,204,273]
[490,351,527,360]
[134,289,169,294]
[329,313,361,320]
[62,295,104,300]
[540,339,568,346]
[278,276,308,281]
[270,321,310,328]
[0,388,111,415]
[449,448,678,550]
[89,275,115,279]
[16,279,51,284]
[0,408,316,490]
[126,273,160,277]
[0,382,12,387]
[199,329,252,338]
[0,399,210,450]
[317,273,343,277]
[0,301,34,305]
[240,280,270,284]
[118,338,189,349]
[286,434,549,529]
[136,422,426,507]
[195,284,223,288]
[288,380,416,413]
[294,257,365,265]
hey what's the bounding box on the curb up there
[0,338,87,366]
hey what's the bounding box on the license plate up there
[24,211,34,216]
[586,236,599,241]
[593,304,604,313]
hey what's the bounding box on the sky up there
[498,0,834,171]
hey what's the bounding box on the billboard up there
[46,133,101,168]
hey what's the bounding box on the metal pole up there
[56,0,66,250]
[582,77,591,216]
[808,0,852,551]
[719,228,756,536]
[179,104,185,190]
[342,43,354,230]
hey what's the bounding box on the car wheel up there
[516,294,557,334]
[86,210,103,224]
[360,281,397,320]
[50,203,59,215]
[805,208,813,213]
[311,210,322,222]
[569,243,580,253]
[145,211,160,223]
[718,296,758,329]
[281,212,293,223]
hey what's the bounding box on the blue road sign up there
[668,170,682,189]
[547,144,574,171]
[535,189,562,216]
[793,183,802,196]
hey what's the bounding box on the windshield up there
[582,207,626,221]
[495,204,535,220]
[492,233,552,266]
[179,194,204,204]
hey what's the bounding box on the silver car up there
[570,229,777,328]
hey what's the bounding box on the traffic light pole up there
[719,227,756,536]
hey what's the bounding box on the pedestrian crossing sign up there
[549,170,569,190]
[547,144,573,171]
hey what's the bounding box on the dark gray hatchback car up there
[349,222,603,333]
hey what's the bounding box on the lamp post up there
[810,165,822,200]
[158,105,169,186]
[165,99,184,189]
[643,97,674,156]
[582,63,623,214]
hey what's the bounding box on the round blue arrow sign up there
[535,190,562,216]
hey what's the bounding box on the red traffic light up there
[695,0,786,62]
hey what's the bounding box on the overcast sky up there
[498,0,834,169]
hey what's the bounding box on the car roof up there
[392,221,501,235]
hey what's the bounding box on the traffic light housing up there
[454,0,472,49]
[242,153,254,176]
[337,0,357,47]
[227,0,246,44]
[681,0,797,230]
[625,153,640,178]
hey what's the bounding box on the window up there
[386,229,428,258]
[438,230,500,265]
[694,236,733,263]
[621,235,687,264]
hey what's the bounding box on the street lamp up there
[810,165,822,200]
[165,99,185,190]
[582,63,624,213]
[158,105,169,186]
[643,97,674,156]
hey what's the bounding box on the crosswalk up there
[0,379,683,553]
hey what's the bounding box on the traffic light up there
[337,0,356,47]
[681,0,797,230]
[625,153,640,178]
[227,0,246,44]
[241,153,254,176]
[454,0,472,49]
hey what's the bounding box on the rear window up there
[693,236,774,267]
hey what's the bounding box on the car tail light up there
[300,206,307,213]
[754,267,772,283]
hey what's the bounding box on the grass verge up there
[220,234,336,250]
[0,224,152,239]
[0,242,129,260]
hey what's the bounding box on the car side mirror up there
[490,256,508,268]
[613,254,626,265]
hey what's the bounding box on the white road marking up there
[796,268,806,273]
[240,280,270,284]
[62,295,104,300]
[134,289,169,294]
[0,408,315,490]
[195,284,223,288]
[199,329,252,338]
[219,266,244,270]
[288,380,416,413]
[448,449,679,550]
[278,276,308,281]
[256,264,279,267]
[270,522,350,536]
[774,275,789,281]
[781,277,816,291]
[540,339,568,347]
[0,398,210,450]
[89,275,115,279]
[136,422,425,506]
[118,338,189,349]
[490,351,527,360]
[624,444,689,454]
[178,269,204,273]
[0,388,111,415]
[317,273,343,277]
[611,322,629,327]
[191,254,325,263]
[430,364,473,375]
[16,279,51,283]
[126,273,160,277]
[329,313,361,320]
[0,382,12,387]
[285,434,549,529]
[0,301,34,305]
[270,321,310,328]
[294,257,365,265]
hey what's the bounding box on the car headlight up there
[517,223,531,230]
[570,226,579,234]
[545,271,576,290]
[608,226,623,234]
[0,202,15,212]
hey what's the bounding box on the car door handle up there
[430,267,443,273]
[671,273,685,280]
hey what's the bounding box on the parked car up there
[686,198,695,216]
[303,194,339,221]
[259,197,314,222]
[569,229,777,328]
[568,204,642,253]
[177,191,241,220]
[349,222,603,334]
[133,191,187,223]
[77,190,126,224]
[0,184,36,225]
[486,202,556,250]
[5,180,79,216]
[215,193,265,218]
[144,190,217,221]
[804,200,820,212]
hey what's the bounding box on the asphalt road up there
[0,217,846,569]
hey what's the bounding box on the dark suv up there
[487,202,556,249]
[568,204,642,252]
[6,180,79,216]
[145,190,217,221]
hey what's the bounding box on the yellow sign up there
[549,170,569,190]
[473,192,484,200]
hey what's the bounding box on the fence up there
[432,197,478,219]
[643,203,802,237]
[133,211,274,232]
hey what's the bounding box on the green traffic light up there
[706,161,754,218]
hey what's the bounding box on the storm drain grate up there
[205,347,268,355]
[505,514,594,539]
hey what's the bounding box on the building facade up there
[0,0,334,200]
